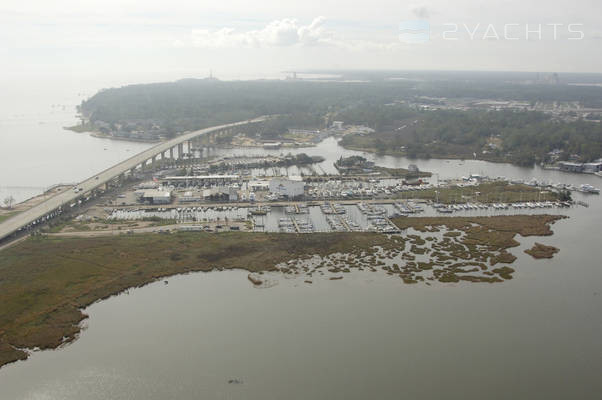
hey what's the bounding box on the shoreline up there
[63,125,162,144]
[59,126,599,178]
[0,214,565,370]
[340,144,529,167]
[65,125,319,148]
[0,184,74,222]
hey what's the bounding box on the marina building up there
[202,187,239,202]
[269,176,304,198]
[160,175,239,186]
[248,180,270,191]
[263,142,282,149]
[331,121,344,130]
[558,161,602,173]
[558,162,585,173]
[583,162,602,173]
[137,189,172,204]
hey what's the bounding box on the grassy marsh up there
[0,214,565,369]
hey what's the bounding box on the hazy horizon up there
[2,0,601,89]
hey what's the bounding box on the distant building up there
[583,162,602,173]
[263,142,281,149]
[547,149,563,162]
[138,189,172,204]
[288,128,320,135]
[180,191,202,202]
[558,162,584,173]
[136,181,159,189]
[348,125,375,135]
[202,188,217,200]
[558,160,602,174]
[227,187,239,202]
[160,175,238,186]
[331,121,344,130]
[557,161,602,173]
[269,177,304,198]
[568,154,581,161]
[248,180,270,191]
[202,186,238,201]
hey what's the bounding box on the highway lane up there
[0,117,266,241]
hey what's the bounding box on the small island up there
[524,242,560,259]
[334,155,431,179]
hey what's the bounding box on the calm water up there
[212,137,602,188]
[1,80,601,399]
[0,78,152,203]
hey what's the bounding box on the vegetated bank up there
[0,212,18,224]
[0,214,565,369]
[338,108,602,167]
[0,232,392,368]
[392,181,567,203]
[70,78,602,167]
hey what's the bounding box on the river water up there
[1,83,601,399]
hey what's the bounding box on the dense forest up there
[79,77,602,127]
[78,77,602,165]
[338,106,602,165]
[79,79,409,134]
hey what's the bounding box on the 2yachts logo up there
[399,21,585,43]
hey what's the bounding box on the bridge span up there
[0,117,267,242]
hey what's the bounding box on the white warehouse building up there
[136,189,172,204]
[269,177,304,198]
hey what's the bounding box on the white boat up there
[579,184,600,194]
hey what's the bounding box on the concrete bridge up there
[0,117,267,242]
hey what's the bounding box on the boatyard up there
[27,160,593,237]
[5,159,597,241]
[6,129,601,243]
[59,193,576,238]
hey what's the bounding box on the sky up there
[1,0,601,87]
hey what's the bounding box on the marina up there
[104,197,581,234]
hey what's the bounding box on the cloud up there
[189,17,328,48]
[185,16,400,51]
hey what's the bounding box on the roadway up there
[0,117,266,241]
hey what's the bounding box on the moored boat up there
[578,184,600,194]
